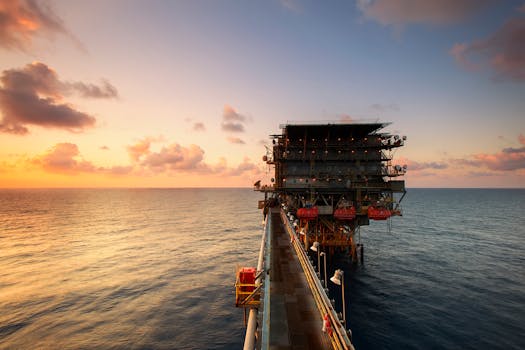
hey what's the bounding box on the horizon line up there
[0,186,524,190]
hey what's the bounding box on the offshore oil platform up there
[236,121,406,349]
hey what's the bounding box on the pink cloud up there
[106,165,133,175]
[140,143,205,172]
[223,105,246,122]
[31,138,265,179]
[32,142,96,174]
[449,43,481,71]
[221,104,248,133]
[137,143,262,177]
[467,171,498,177]
[357,0,492,27]
[395,157,447,171]
[0,62,118,134]
[33,141,208,176]
[127,137,153,162]
[471,148,525,171]
[221,157,260,177]
[409,161,448,171]
[451,17,525,81]
[32,142,133,175]
[65,80,118,99]
[222,122,244,132]
[454,135,525,171]
[125,137,264,178]
[227,136,245,144]
[0,0,67,51]
[193,122,205,131]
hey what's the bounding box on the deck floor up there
[269,210,332,349]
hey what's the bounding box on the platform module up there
[258,122,407,262]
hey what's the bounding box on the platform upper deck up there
[267,122,405,194]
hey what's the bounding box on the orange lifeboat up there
[368,206,391,220]
[297,207,319,220]
[334,207,356,220]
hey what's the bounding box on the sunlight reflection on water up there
[0,189,263,349]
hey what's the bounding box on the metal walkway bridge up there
[240,208,354,349]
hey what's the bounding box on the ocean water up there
[0,189,263,349]
[341,189,525,350]
[1,188,524,349]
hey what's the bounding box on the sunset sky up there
[1,0,524,188]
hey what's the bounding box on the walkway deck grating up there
[268,210,332,349]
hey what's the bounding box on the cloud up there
[227,136,246,144]
[400,158,448,171]
[193,122,206,131]
[221,104,248,133]
[136,143,262,177]
[106,165,133,175]
[453,135,525,171]
[100,145,109,150]
[0,62,118,134]
[450,17,525,81]
[140,143,205,172]
[65,80,118,99]
[222,157,258,176]
[30,138,264,180]
[467,171,497,177]
[502,146,525,154]
[222,122,245,132]
[33,141,206,176]
[451,158,478,168]
[125,137,264,178]
[223,104,246,122]
[357,0,493,27]
[31,142,134,175]
[450,43,479,70]
[470,147,525,171]
[0,156,23,173]
[127,137,153,161]
[32,142,96,174]
[0,0,69,51]
[413,161,448,170]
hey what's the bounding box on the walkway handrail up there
[243,212,271,350]
[281,209,355,350]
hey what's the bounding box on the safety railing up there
[281,209,355,350]
[242,211,271,350]
[260,211,272,349]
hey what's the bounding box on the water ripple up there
[0,188,262,349]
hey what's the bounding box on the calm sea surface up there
[1,188,524,349]
[342,189,525,350]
